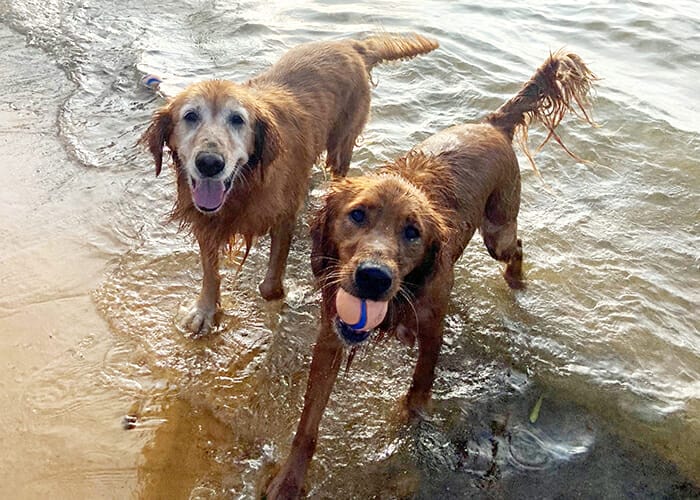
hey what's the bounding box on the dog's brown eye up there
[404,224,420,241]
[228,113,245,127]
[349,208,366,225]
[184,110,199,123]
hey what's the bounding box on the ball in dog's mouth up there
[191,175,233,212]
[334,288,388,344]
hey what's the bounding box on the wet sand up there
[0,142,138,496]
[0,30,141,496]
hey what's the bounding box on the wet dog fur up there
[266,51,597,498]
[140,34,438,335]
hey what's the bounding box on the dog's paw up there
[403,390,433,421]
[179,302,216,336]
[259,278,284,301]
[261,456,306,500]
[504,270,526,290]
[265,471,303,500]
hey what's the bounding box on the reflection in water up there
[0,0,698,497]
[96,233,698,496]
[136,398,236,498]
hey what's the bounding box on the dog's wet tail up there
[355,33,439,69]
[486,51,598,173]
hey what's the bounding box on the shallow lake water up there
[0,1,698,498]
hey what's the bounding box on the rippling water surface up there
[0,0,698,498]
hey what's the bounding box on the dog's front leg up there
[260,216,296,300]
[406,297,449,417]
[267,317,344,499]
[181,234,220,335]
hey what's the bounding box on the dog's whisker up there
[318,270,344,285]
[398,286,420,333]
[235,167,254,193]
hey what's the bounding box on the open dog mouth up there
[333,288,389,345]
[190,174,233,213]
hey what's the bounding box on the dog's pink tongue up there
[192,178,226,210]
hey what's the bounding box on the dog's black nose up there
[195,152,225,177]
[354,262,393,300]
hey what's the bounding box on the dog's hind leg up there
[325,88,370,178]
[482,185,525,289]
[259,215,296,300]
[482,217,524,289]
[326,136,355,178]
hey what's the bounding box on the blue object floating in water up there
[141,74,162,90]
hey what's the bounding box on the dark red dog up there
[267,51,597,498]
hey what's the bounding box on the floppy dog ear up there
[139,107,172,177]
[404,241,441,293]
[310,194,340,279]
[403,215,449,294]
[249,105,281,170]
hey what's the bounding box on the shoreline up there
[0,24,143,497]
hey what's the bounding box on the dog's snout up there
[195,152,225,177]
[354,262,393,300]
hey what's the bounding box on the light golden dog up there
[267,51,597,498]
[140,34,438,335]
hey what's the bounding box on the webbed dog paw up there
[179,301,216,336]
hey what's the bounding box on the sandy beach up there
[0,26,142,496]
